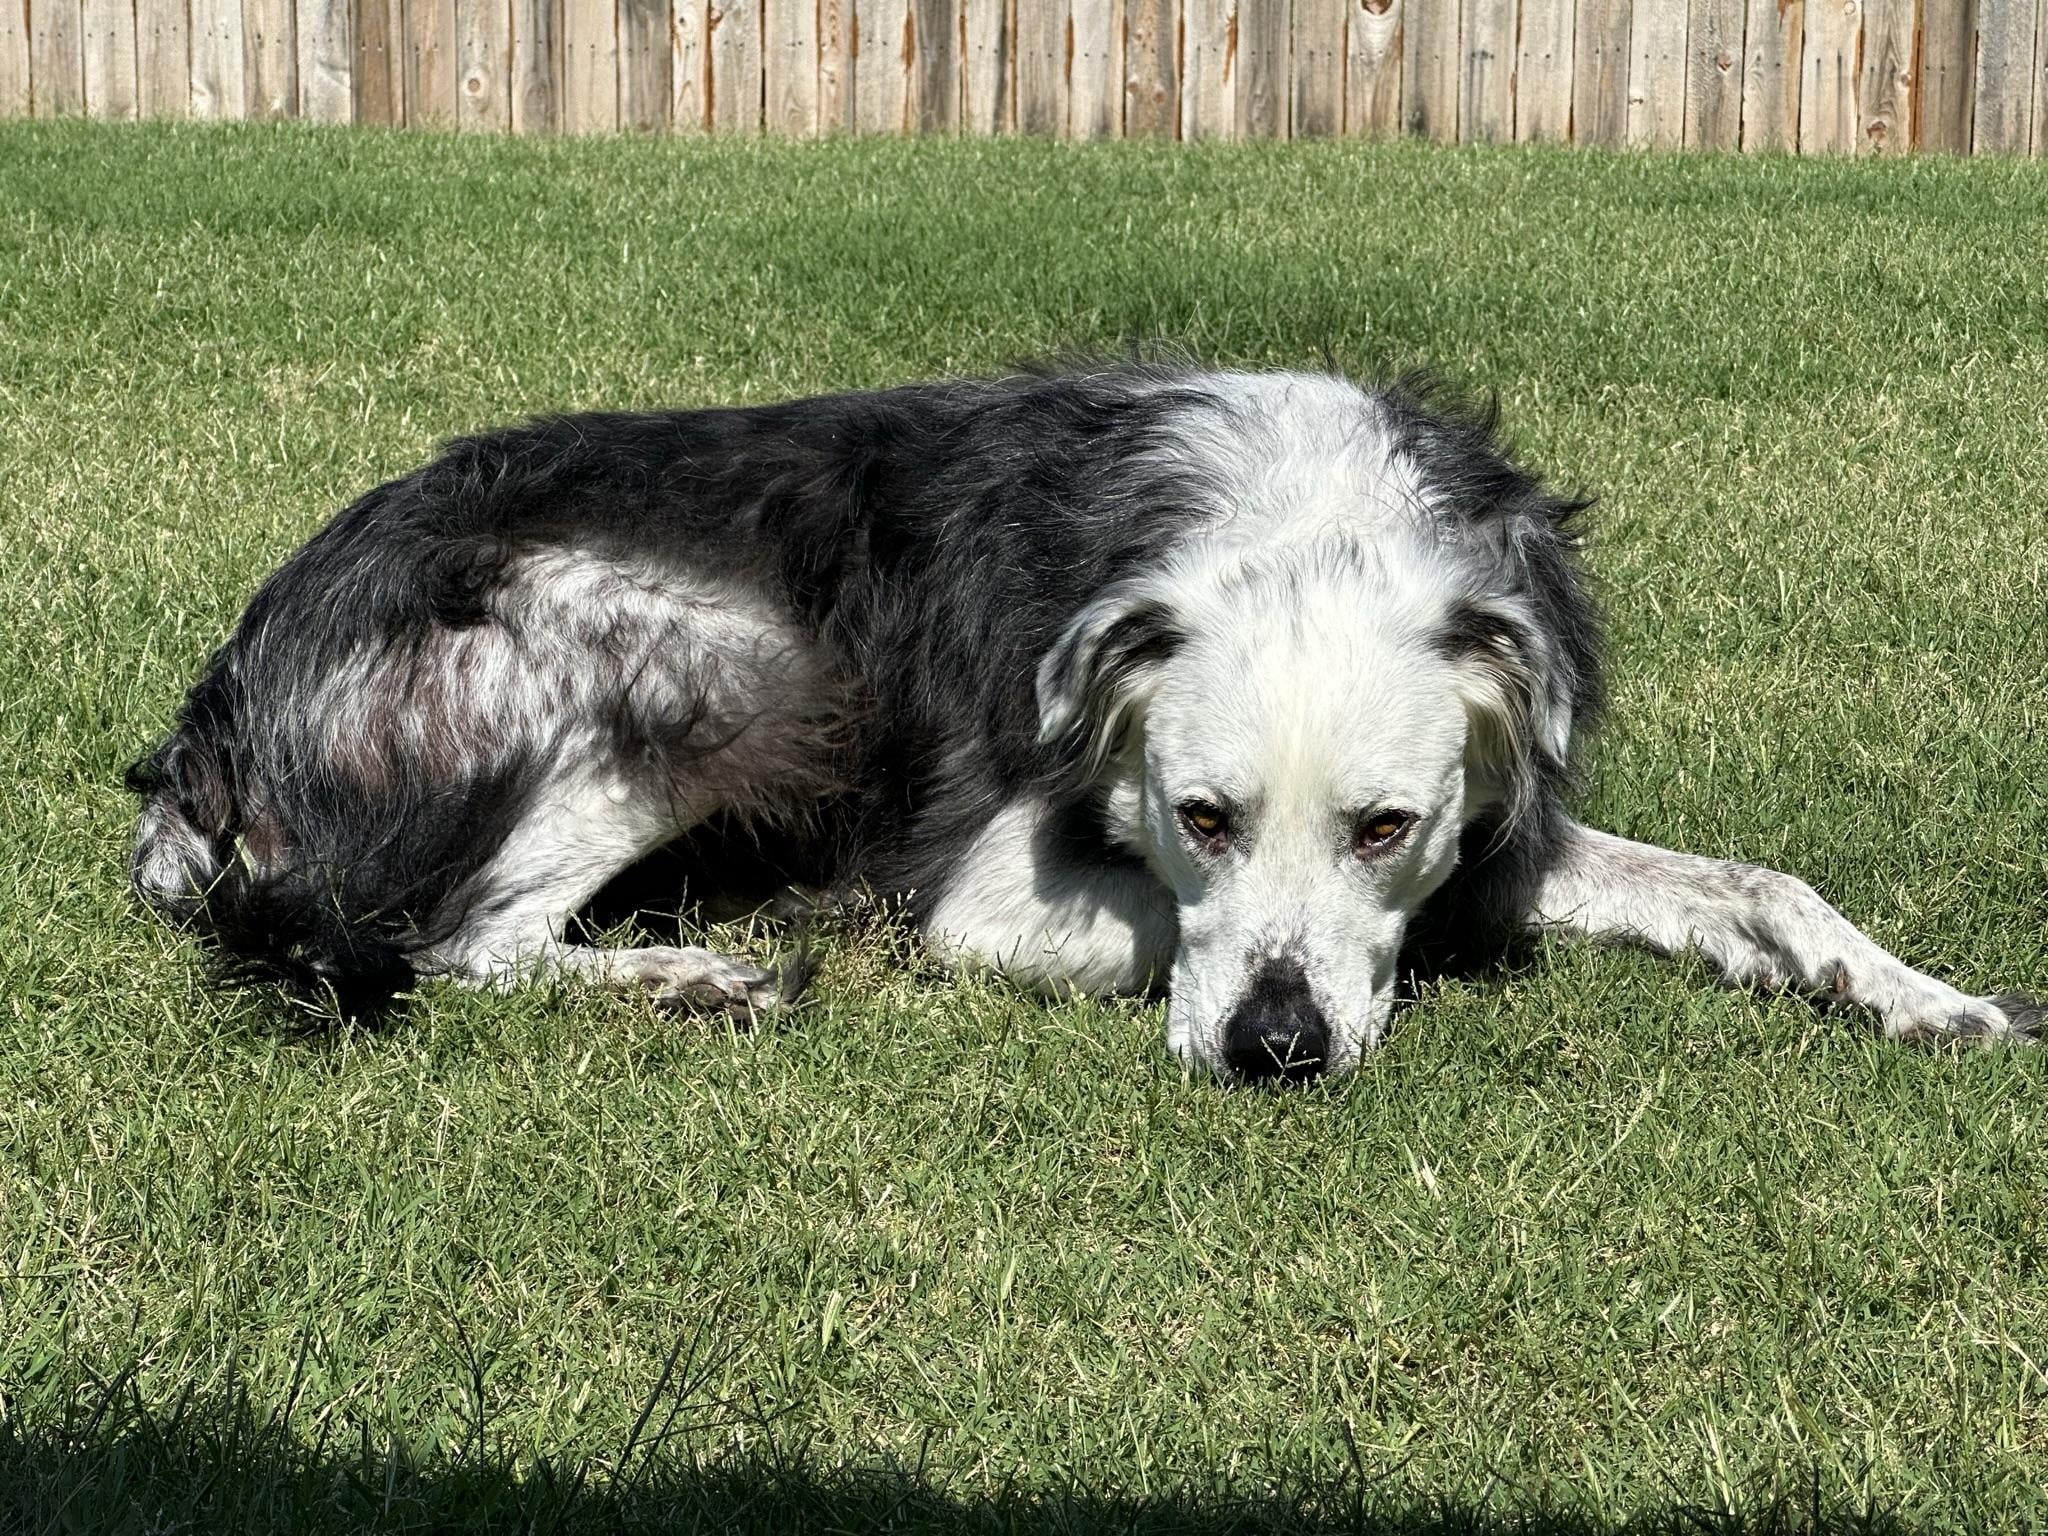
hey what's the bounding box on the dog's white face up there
[1125,577,1473,1081]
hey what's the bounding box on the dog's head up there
[1039,533,1577,1083]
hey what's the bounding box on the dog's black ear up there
[1036,583,1187,786]
[1436,594,1573,823]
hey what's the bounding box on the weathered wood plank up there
[1290,0,1340,134]
[561,0,615,128]
[403,0,459,125]
[1401,0,1455,138]
[30,0,85,113]
[1573,0,1630,144]
[1234,0,1285,135]
[1069,0,1121,136]
[1344,0,1399,134]
[0,0,29,115]
[1124,0,1175,134]
[764,0,818,132]
[83,0,139,116]
[189,0,245,114]
[1736,0,1795,147]
[1626,0,1685,147]
[620,0,670,127]
[2036,0,2048,152]
[1974,0,2037,151]
[298,0,353,119]
[352,0,403,120]
[708,0,759,129]
[913,0,959,127]
[1856,0,1910,152]
[1014,0,1063,132]
[456,0,509,126]
[853,0,910,129]
[816,0,851,126]
[1515,0,1573,141]
[244,0,297,117]
[139,0,191,115]
[1796,0,1855,152]
[509,0,559,127]
[957,0,1006,130]
[1180,0,1234,137]
[1920,0,1976,152]
[1682,0,1741,147]
[673,0,710,128]
[1460,0,1512,141]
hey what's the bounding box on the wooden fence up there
[3,0,2046,152]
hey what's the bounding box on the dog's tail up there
[125,670,530,1016]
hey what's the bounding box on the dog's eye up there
[1355,810,1415,856]
[1177,799,1231,845]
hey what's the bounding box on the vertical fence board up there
[1975,0,2036,149]
[244,0,296,116]
[32,0,86,112]
[352,0,401,118]
[1291,0,1339,133]
[1460,0,1511,140]
[1736,0,1794,145]
[958,0,1007,129]
[1180,0,1233,136]
[619,0,668,125]
[1234,0,1285,134]
[1015,0,1063,130]
[1682,0,1739,146]
[1,0,28,114]
[84,0,139,115]
[403,0,457,123]
[1402,0,1454,135]
[1855,0,1908,150]
[139,0,190,113]
[1070,0,1119,135]
[2036,0,2048,150]
[1796,0,1855,151]
[1921,0,1975,151]
[709,0,757,127]
[764,0,818,133]
[1573,0,1629,142]
[1345,0,1400,133]
[510,0,558,125]
[190,0,245,113]
[912,0,955,124]
[1124,0,1174,133]
[299,0,352,118]
[673,0,708,126]
[456,0,508,126]
[1515,0,1574,140]
[816,0,848,127]
[562,0,614,127]
[853,0,908,128]
[1626,0,1684,146]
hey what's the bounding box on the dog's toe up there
[645,947,811,1025]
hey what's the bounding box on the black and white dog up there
[128,363,2039,1080]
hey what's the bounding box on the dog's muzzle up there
[1221,956,1329,1084]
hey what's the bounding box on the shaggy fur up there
[128,362,2040,1077]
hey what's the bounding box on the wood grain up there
[1123,0,1174,134]
[673,0,709,128]
[352,0,402,120]
[1515,0,1574,141]
[1344,0,1400,135]
[1460,0,1512,141]
[561,0,615,129]
[1920,0,1976,152]
[708,0,758,129]
[1180,0,1233,137]
[958,0,1008,130]
[1234,0,1285,136]
[1401,0,1454,137]
[1682,0,1740,147]
[188,0,245,115]
[619,0,670,127]
[298,0,352,119]
[1014,0,1062,132]
[1796,0,1856,153]
[1069,0,1120,136]
[403,0,458,125]
[1736,0,1795,148]
[84,0,140,115]
[1856,0,1910,152]
[1573,0,1630,144]
[1625,0,1685,148]
[1974,0,2037,151]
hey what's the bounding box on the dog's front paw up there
[1984,993,2046,1042]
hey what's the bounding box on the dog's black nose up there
[1221,958,1329,1085]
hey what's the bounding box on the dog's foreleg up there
[1526,821,2041,1041]
[924,802,1178,998]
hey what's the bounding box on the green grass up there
[2,121,2046,1532]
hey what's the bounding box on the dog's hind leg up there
[1524,820,2043,1042]
[415,762,800,1022]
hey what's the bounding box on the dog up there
[127,363,2040,1081]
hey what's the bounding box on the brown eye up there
[1177,799,1230,845]
[1355,810,1415,856]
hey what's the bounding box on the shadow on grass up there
[0,1357,1913,1536]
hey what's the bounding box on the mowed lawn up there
[2,122,2046,1532]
